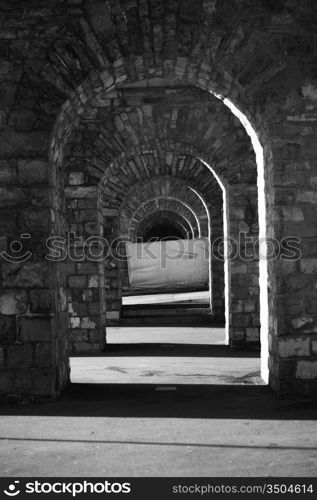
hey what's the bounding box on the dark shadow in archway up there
[0,384,316,420]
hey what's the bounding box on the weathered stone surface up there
[34,343,52,367]
[106,311,120,320]
[7,344,33,369]
[300,258,317,274]
[246,327,260,342]
[296,361,317,380]
[68,275,87,288]
[65,186,98,199]
[29,289,52,314]
[0,372,11,395]
[72,342,101,354]
[279,337,310,358]
[2,262,48,288]
[291,317,314,330]
[30,369,53,396]
[0,130,49,157]
[88,275,99,288]
[0,290,27,315]
[69,317,80,329]
[80,317,96,329]
[0,159,17,183]
[0,346,4,367]
[69,172,86,185]
[20,318,52,343]
[17,159,48,184]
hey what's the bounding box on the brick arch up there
[62,86,256,190]
[127,198,199,240]
[47,5,295,392]
[45,0,312,152]
[119,175,210,238]
[134,209,194,241]
[45,6,317,396]
[60,97,260,352]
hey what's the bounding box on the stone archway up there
[2,1,316,398]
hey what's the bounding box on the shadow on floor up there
[1,383,317,420]
[73,344,260,358]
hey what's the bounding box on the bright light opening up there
[222,97,269,383]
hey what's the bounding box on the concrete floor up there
[107,326,226,344]
[122,290,210,305]
[71,327,260,385]
[0,327,317,477]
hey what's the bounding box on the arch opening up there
[49,74,266,391]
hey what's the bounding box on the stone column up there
[64,178,106,354]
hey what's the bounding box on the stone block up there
[311,340,317,355]
[231,264,248,274]
[12,369,32,394]
[68,275,87,288]
[231,329,245,341]
[305,297,317,315]
[68,330,88,342]
[296,361,317,380]
[82,289,93,302]
[30,369,53,396]
[291,317,313,330]
[106,311,120,320]
[285,296,304,316]
[0,159,17,183]
[88,275,99,288]
[17,159,48,184]
[279,337,310,357]
[88,330,103,343]
[34,343,52,367]
[20,317,52,342]
[0,130,49,157]
[0,372,11,395]
[243,300,256,313]
[76,303,89,316]
[29,289,52,314]
[0,185,25,206]
[300,258,317,274]
[69,317,80,329]
[76,262,98,274]
[280,259,297,274]
[9,108,37,132]
[282,206,304,222]
[0,347,4,367]
[69,172,86,185]
[232,313,250,328]
[74,209,97,222]
[296,191,317,204]
[88,302,100,315]
[287,275,311,290]
[2,262,47,288]
[0,315,16,344]
[65,186,98,199]
[246,327,260,342]
[7,344,33,369]
[84,222,99,235]
[73,342,101,354]
[80,317,96,329]
[0,290,28,315]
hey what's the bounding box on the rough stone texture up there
[0,0,317,398]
